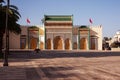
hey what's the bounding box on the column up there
[78,29,80,50]
[88,28,90,50]
[63,38,65,50]
[51,39,54,50]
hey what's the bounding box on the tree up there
[0,0,4,3]
[103,37,109,41]
[0,0,21,54]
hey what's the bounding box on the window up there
[20,35,26,49]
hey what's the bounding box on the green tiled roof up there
[79,25,89,29]
[45,15,72,21]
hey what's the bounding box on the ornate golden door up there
[80,38,86,50]
[65,38,70,50]
[30,38,37,49]
[20,38,26,49]
[54,36,63,50]
[46,38,51,49]
[91,38,95,50]
[73,42,77,49]
[40,42,44,50]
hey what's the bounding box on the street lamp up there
[3,0,9,66]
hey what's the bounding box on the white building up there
[113,30,120,42]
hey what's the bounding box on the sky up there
[8,0,120,37]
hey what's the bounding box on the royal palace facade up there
[3,15,102,50]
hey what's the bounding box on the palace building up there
[3,15,102,50]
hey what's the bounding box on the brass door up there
[91,38,95,50]
[65,38,70,50]
[40,42,44,50]
[20,38,26,49]
[80,38,86,50]
[30,38,37,49]
[54,36,63,50]
[73,42,77,49]
[46,38,51,49]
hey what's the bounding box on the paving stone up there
[0,51,120,80]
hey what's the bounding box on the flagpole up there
[88,18,93,50]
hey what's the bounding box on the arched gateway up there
[54,36,63,50]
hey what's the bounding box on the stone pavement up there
[0,51,41,80]
[0,50,120,80]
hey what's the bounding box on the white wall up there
[9,32,20,49]
[9,26,28,49]
[90,25,102,50]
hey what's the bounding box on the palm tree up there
[0,0,21,54]
[0,0,4,3]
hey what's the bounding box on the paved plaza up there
[0,50,120,80]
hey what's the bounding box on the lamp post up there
[3,0,9,66]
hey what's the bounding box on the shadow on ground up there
[8,50,120,59]
[40,66,76,79]
[0,65,79,80]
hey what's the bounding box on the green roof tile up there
[45,15,72,21]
